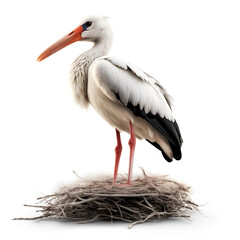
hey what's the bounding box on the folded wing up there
[92,56,183,161]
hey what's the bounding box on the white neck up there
[70,38,112,109]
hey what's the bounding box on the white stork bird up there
[37,16,183,186]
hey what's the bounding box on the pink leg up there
[127,121,136,186]
[113,129,122,184]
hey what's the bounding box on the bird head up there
[37,16,112,62]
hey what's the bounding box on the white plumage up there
[37,16,183,186]
[91,56,174,120]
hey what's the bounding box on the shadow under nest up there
[16,169,198,228]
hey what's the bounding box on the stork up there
[37,16,183,186]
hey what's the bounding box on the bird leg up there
[113,129,122,184]
[111,122,136,187]
[127,121,136,186]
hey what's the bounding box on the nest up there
[15,170,198,228]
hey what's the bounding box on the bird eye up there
[82,21,93,31]
[85,21,92,27]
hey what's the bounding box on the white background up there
[1,0,240,239]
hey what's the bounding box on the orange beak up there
[37,25,84,62]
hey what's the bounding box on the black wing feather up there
[146,140,173,162]
[114,92,183,161]
[127,101,182,161]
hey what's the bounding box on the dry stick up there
[112,200,123,219]
[128,212,156,229]
[77,215,99,224]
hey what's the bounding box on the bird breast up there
[69,57,90,109]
